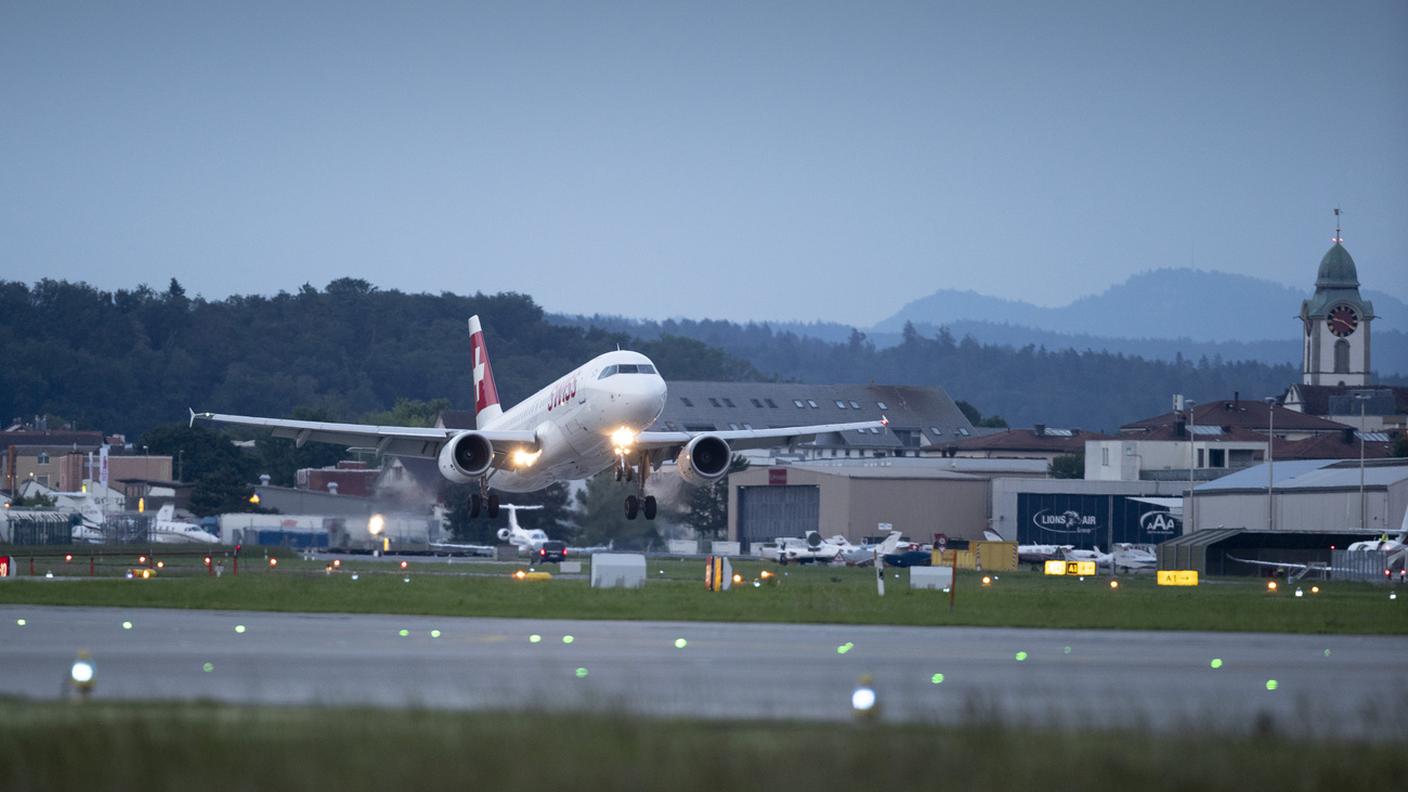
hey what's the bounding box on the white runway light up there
[851,674,878,718]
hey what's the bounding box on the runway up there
[2,605,1403,736]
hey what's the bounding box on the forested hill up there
[550,314,1327,431]
[0,279,758,437]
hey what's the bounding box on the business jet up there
[838,531,904,565]
[193,316,884,521]
[149,504,221,544]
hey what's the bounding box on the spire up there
[1332,207,1342,244]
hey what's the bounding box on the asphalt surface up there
[2,605,1403,736]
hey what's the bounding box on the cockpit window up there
[599,363,657,379]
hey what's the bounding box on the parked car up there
[535,540,567,563]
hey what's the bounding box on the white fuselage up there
[480,350,667,493]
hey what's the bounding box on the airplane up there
[149,504,221,544]
[193,315,884,521]
[1063,546,1110,569]
[838,531,903,565]
[982,530,1072,565]
[1345,512,1408,552]
[494,504,548,552]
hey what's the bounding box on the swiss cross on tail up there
[467,316,503,428]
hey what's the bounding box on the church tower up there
[1301,215,1373,386]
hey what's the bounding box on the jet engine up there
[675,435,731,485]
[437,431,494,483]
[496,528,512,541]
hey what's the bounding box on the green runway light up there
[202,662,214,673]
[430,630,441,639]
[1063,646,1072,655]
[15,619,25,627]
[1323,649,1332,657]
[1210,658,1223,669]
[562,635,575,644]
[1265,679,1279,691]
[398,629,410,637]
[674,638,687,649]
[836,642,854,655]
[1014,651,1028,662]
[574,667,588,678]
[529,634,542,643]
[122,621,133,630]
[930,673,945,685]
[234,625,246,634]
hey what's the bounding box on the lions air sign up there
[1031,508,1099,536]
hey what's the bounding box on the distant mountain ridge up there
[874,268,1408,342]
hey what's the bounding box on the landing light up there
[610,426,636,450]
[511,448,541,467]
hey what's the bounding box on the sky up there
[3,1,1405,325]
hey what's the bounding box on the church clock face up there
[1327,304,1359,337]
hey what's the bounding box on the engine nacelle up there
[437,431,494,483]
[675,435,732,485]
[497,528,512,541]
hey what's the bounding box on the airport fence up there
[1330,549,1406,583]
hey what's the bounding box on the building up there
[1091,396,1354,482]
[727,463,989,549]
[1282,384,1408,432]
[988,477,1188,549]
[1189,459,1408,536]
[949,426,1113,462]
[655,382,974,462]
[296,460,378,497]
[1300,234,1373,387]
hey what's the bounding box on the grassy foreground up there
[0,699,1398,792]
[1,556,1404,633]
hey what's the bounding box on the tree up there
[574,472,659,549]
[1048,452,1084,479]
[682,455,749,538]
[141,424,261,516]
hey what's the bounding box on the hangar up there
[1189,458,1408,535]
[727,464,988,549]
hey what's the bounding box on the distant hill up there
[874,268,1408,343]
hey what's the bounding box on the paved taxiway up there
[2,605,1403,735]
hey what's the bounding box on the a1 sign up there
[0,555,11,578]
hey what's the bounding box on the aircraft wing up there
[635,420,887,452]
[190,410,536,458]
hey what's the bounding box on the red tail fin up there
[468,316,502,427]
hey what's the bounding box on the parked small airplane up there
[983,530,1072,565]
[149,504,221,544]
[194,316,882,521]
[838,531,904,565]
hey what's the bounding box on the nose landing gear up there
[621,452,657,521]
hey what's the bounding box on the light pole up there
[1354,392,1369,530]
[1264,397,1276,531]
[1186,400,1198,533]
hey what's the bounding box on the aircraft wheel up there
[643,495,657,520]
[487,493,500,519]
[469,493,482,519]
[624,495,640,520]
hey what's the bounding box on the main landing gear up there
[468,483,499,519]
[619,452,657,521]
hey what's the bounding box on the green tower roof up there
[1315,242,1359,289]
